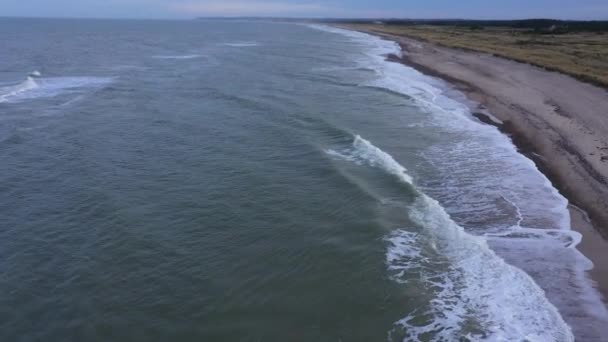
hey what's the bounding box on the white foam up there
[307,24,388,46]
[406,196,573,341]
[0,73,112,104]
[327,135,413,184]
[486,226,583,250]
[329,135,574,341]
[384,230,424,284]
[311,66,364,73]
[222,42,259,47]
[0,76,39,103]
[152,54,204,60]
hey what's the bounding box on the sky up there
[2,0,608,20]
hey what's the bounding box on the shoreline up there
[345,26,608,230]
[335,23,608,325]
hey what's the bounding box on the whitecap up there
[0,76,40,103]
[0,73,112,104]
[152,54,204,60]
[221,42,259,47]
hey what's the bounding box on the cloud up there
[170,1,331,16]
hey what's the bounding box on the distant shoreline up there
[336,22,608,304]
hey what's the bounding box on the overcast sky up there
[2,0,607,19]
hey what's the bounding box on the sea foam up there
[222,42,259,47]
[0,72,111,104]
[0,76,39,103]
[329,135,574,341]
[152,54,204,60]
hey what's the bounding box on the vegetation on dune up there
[329,19,608,33]
[341,23,608,87]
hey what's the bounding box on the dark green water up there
[1,19,607,341]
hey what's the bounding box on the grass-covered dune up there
[329,19,608,32]
[336,21,608,87]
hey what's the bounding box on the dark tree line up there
[324,18,608,33]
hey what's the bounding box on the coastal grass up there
[344,24,608,88]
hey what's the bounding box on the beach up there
[342,20,608,306]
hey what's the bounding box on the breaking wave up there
[0,76,39,103]
[328,135,574,341]
[0,72,112,104]
[152,54,205,60]
[222,42,259,47]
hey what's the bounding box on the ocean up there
[1,18,607,341]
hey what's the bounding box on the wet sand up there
[339,24,608,307]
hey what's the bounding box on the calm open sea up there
[1,18,607,341]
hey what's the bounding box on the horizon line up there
[1,15,607,22]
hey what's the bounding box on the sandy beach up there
[340,25,608,298]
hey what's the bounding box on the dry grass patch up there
[345,24,608,87]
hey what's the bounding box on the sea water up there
[1,18,607,341]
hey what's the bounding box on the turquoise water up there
[1,19,607,341]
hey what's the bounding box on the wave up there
[0,76,40,103]
[152,54,204,60]
[328,135,573,341]
[0,72,112,104]
[307,24,379,43]
[222,42,259,47]
[327,136,413,184]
